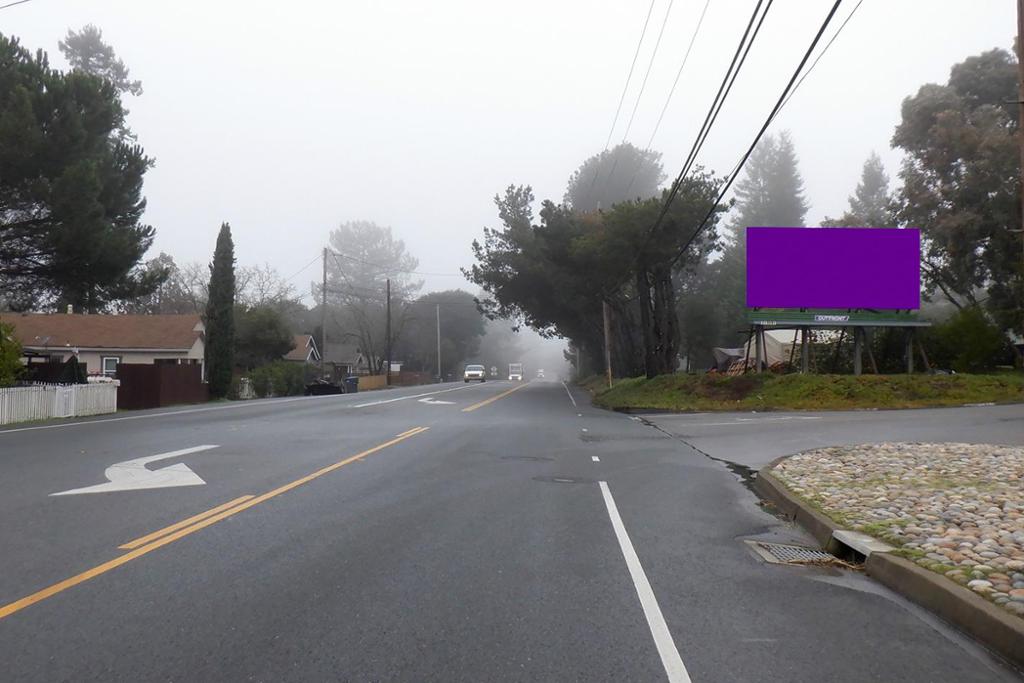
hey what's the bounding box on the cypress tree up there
[205,223,235,397]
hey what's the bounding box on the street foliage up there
[205,223,236,398]
[0,321,22,387]
[0,32,157,312]
[590,372,1024,412]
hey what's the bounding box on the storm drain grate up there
[745,541,836,565]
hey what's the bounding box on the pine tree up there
[205,223,236,397]
[730,131,809,231]
[847,152,891,227]
[822,152,892,227]
[710,131,809,346]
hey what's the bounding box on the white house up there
[1,312,205,377]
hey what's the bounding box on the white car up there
[536,369,545,379]
[464,364,486,382]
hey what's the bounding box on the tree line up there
[0,26,510,392]
[468,45,1024,376]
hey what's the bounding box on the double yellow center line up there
[461,381,530,412]
[0,426,429,621]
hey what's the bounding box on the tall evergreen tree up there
[822,152,892,227]
[205,223,236,397]
[564,143,665,213]
[700,131,808,351]
[59,25,142,96]
[0,32,158,311]
[729,131,809,231]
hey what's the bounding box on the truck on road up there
[508,362,523,381]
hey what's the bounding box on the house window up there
[101,356,121,377]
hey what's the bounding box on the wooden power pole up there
[320,247,327,378]
[602,300,613,389]
[1018,0,1024,295]
[385,278,392,386]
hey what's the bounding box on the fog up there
[4,0,1013,316]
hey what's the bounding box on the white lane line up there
[0,383,478,435]
[599,481,691,683]
[352,384,482,408]
[592,456,600,462]
[0,393,354,434]
[680,416,822,427]
[562,380,578,408]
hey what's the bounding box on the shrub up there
[924,307,1008,373]
[248,361,306,398]
[0,322,23,387]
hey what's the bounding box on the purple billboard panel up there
[746,227,920,309]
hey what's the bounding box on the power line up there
[645,0,712,150]
[716,0,862,186]
[776,0,864,115]
[282,253,322,283]
[668,0,845,269]
[0,0,33,10]
[328,248,462,278]
[584,0,659,205]
[602,0,658,151]
[620,0,676,143]
[623,0,712,197]
[626,0,773,276]
[597,0,678,203]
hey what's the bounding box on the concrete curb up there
[755,457,1024,671]
[753,457,843,553]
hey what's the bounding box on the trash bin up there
[343,376,359,394]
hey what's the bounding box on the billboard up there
[746,227,920,310]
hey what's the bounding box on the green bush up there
[0,322,23,387]
[248,361,306,398]
[924,307,1008,373]
[588,372,1023,412]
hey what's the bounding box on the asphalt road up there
[637,403,1024,468]
[0,380,1020,681]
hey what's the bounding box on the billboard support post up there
[744,226,929,376]
[865,329,879,374]
[918,339,932,373]
[906,330,915,374]
[754,325,763,374]
[800,327,810,374]
[853,328,863,376]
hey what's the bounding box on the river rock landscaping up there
[771,442,1024,619]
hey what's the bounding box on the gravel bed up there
[772,442,1024,619]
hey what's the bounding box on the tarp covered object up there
[713,334,791,371]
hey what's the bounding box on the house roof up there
[322,342,361,364]
[283,334,320,362]
[0,313,204,351]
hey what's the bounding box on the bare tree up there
[319,221,422,373]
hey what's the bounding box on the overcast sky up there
[3,0,1015,304]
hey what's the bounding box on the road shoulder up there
[755,454,1024,672]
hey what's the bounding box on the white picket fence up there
[0,383,118,426]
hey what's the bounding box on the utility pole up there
[385,278,392,386]
[320,247,327,378]
[1018,0,1024,302]
[602,300,613,389]
[436,303,442,383]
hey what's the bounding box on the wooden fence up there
[0,383,118,425]
[116,364,207,410]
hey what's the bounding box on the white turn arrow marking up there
[51,445,219,496]
[418,397,455,405]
